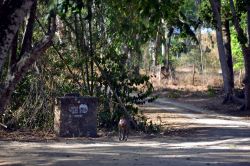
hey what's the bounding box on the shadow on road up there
[1,125,250,166]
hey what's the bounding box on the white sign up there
[79,104,88,114]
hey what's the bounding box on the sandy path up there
[1,98,250,166]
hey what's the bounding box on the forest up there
[0,0,250,132]
[1,0,250,165]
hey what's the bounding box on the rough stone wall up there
[54,96,98,137]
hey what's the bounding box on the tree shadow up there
[1,125,250,166]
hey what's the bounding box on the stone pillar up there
[54,95,98,137]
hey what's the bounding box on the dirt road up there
[1,98,250,166]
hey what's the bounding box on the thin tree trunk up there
[197,28,204,84]
[248,6,250,48]
[155,29,161,66]
[198,28,203,73]
[79,14,90,95]
[167,36,171,70]
[74,13,88,94]
[87,0,94,96]
[164,27,173,71]
[78,14,88,93]
[192,64,195,85]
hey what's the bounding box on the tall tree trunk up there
[0,0,33,71]
[166,35,172,70]
[245,6,250,110]
[222,19,234,103]
[243,48,250,110]
[229,0,250,110]
[134,46,142,76]
[164,27,173,71]
[198,28,204,74]
[209,0,233,101]
[9,33,18,74]
[19,0,37,57]
[87,0,94,96]
[192,64,196,85]
[154,30,161,66]
[248,6,250,48]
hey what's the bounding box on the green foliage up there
[2,0,214,133]
[97,44,156,129]
[199,0,232,28]
[236,0,250,13]
[170,38,188,56]
[207,85,216,97]
[9,73,34,111]
[231,28,244,71]
[178,44,220,74]
[198,1,214,28]
[166,91,181,98]
[137,117,161,134]
[45,0,158,131]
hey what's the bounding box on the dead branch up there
[0,122,7,128]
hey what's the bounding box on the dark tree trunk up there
[244,6,250,110]
[164,27,173,71]
[155,30,161,66]
[248,6,250,48]
[222,19,234,103]
[166,35,171,70]
[0,0,33,71]
[87,0,94,96]
[229,0,250,110]
[9,33,18,74]
[243,48,250,110]
[19,0,37,57]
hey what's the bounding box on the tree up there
[0,0,33,71]
[208,0,234,102]
[221,3,234,103]
[229,0,250,110]
[0,0,56,114]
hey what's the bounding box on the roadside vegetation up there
[0,0,250,136]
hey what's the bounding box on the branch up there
[229,0,248,49]
[0,0,34,71]
[19,0,37,57]
[36,17,83,89]
[0,122,7,128]
[14,15,56,74]
[0,13,56,114]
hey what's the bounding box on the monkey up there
[118,116,129,141]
